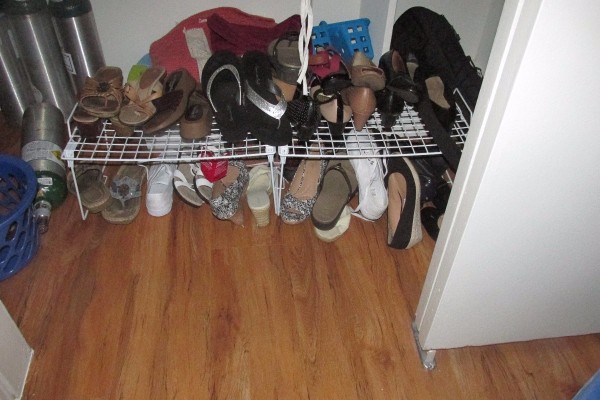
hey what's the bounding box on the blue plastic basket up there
[0,154,39,281]
[311,18,374,64]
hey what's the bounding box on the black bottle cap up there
[48,0,92,18]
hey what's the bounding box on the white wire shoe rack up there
[62,89,471,219]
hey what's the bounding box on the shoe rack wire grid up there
[62,89,471,219]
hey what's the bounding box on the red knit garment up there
[149,7,300,83]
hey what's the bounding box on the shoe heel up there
[247,190,271,227]
[352,112,370,131]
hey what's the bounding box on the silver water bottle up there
[49,0,105,94]
[5,0,76,119]
[0,11,37,127]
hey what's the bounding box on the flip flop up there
[194,166,214,203]
[101,165,145,224]
[311,158,358,231]
[173,162,205,207]
[202,51,250,143]
[79,66,124,118]
[67,164,111,213]
[242,50,292,146]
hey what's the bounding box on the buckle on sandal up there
[111,176,141,207]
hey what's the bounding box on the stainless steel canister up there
[5,0,76,119]
[49,0,105,94]
[0,12,36,127]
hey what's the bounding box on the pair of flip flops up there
[67,164,146,225]
[201,50,293,146]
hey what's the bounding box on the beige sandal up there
[119,66,166,126]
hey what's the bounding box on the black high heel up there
[379,50,419,104]
[375,87,404,130]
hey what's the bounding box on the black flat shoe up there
[384,157,422,249]
[379,50,419,104]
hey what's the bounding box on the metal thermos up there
[49,0,105,94]
[21,102,68,234]
[0,12,36,127]
[5,0,76,119]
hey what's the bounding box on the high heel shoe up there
[350,51,385,91]
[311,83,352,137]
[384,157,422,249]
[210,160,249,224]
[280,157,328,224]
[379,50,419,104]
[375,87,404,130]
[341,86,376,131]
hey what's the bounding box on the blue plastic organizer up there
[0,154,39,281]
[311,18,374,64]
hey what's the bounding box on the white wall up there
[91,0,360,75]
[0,301,33,400]
[416,0,600,349]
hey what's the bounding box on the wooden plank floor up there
[1,122,599,399]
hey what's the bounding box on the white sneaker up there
[146,163,176,217]
[346,130,388,221]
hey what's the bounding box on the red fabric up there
[207,14,301,55]
[149,7,299,83]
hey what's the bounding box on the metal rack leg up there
[275,146,289,216]
[66,159,89,221]
[412,321,437,370]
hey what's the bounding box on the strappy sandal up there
[243,50,292,146]
[209,160,249,222]
[280,157,328,225]
[119,66,166,126]
[268,31,302,101]
[310,77,352,137]
[311,158,358,231]
[268,31,302,84]
[79,66,124,118]
[308,49,346,80]
[173,162,205,207]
